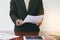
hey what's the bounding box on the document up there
[23,36,45,40]
[23,15,43,24]
[0,33,19,40]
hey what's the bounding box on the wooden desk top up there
[0,31,56,40]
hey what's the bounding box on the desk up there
[0,31,55,40]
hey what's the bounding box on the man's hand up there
[16,19,23,26]
[36,21,42,26]
[36,18,43,26]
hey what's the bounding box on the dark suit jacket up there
[10,0,44,32]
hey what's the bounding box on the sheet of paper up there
[23,15,43,24]
[0,33,19,40]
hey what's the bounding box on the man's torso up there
[14,0,42,20]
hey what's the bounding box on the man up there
[10,0,44,32]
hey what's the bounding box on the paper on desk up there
[23,15,43,24]
[0,33,19,40]
[23,36,45,40]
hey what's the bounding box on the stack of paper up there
[0,33,19,40]
[23,15,43,24]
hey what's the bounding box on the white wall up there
[0,0,14,31]
[40,0,60,32]
[0,0,60,32]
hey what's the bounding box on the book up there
[23,36,45,40]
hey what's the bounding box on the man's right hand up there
[16,19,23,26]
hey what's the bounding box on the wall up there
[0,0,14,31]
[40,0,60,32]
[0,0,60,32]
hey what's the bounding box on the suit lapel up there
[20,0,27,11]
[20,0,35,12]
[28,0,35,11]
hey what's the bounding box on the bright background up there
[0,0,14,31]
[40,0,60,32]
[0,0,60,34]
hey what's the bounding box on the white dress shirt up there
[24,0,30,11]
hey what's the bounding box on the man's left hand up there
[36,21,42,26]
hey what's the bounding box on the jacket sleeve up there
[38,0,44,15]
[10,0,18,24]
